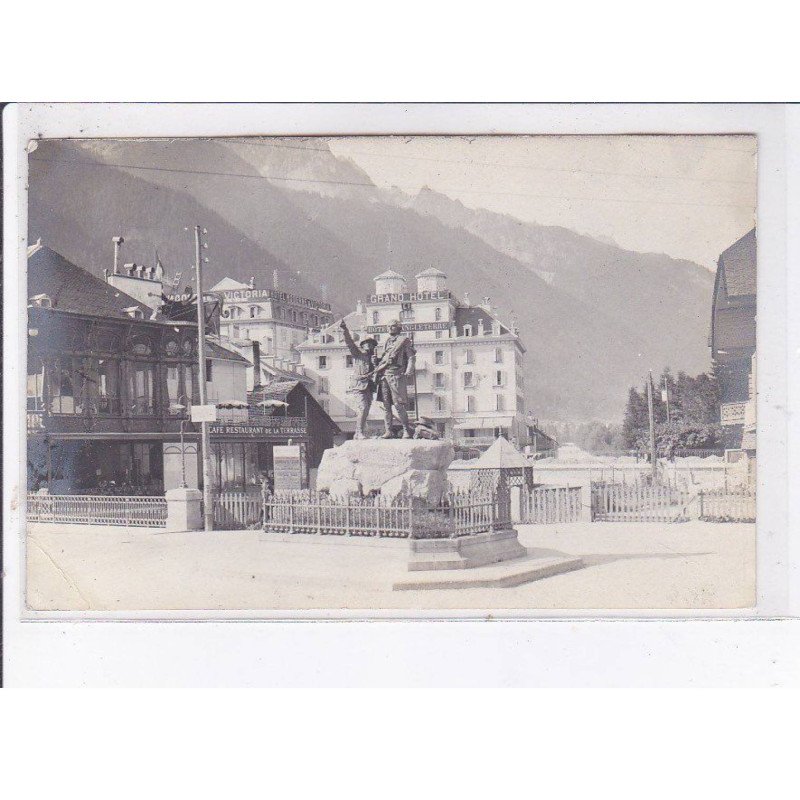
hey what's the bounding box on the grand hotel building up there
[298,268,532,448]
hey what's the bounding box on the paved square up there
[26,521,755,612]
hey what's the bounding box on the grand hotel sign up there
[368,290,451,304]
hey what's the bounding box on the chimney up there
[480,296,492,312]
[356,299,365,314]
[251,341,262,387]
[112,236,124,274]
[463,292,471,306]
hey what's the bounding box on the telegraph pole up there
[663,374,671,424]
[647,370,657,482]
[195,226,214,531]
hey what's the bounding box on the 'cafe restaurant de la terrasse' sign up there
[210,418,308,438]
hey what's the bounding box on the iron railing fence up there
[262,487,511,539]
[27,493,167,527]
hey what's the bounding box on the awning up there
[452,417,514,431]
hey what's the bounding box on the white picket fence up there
[212,492,264,529]
[592,483,694,523]
[27,493,167,528]
[522,485,583,524]
[699,488,756,522]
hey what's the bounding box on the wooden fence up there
[699,487,756,522]
[262,488,511,539]
[591,483,695,523]
[522,485,583,524]
[27,493,167,528]
[212,492,264,529]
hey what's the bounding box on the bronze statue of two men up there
[340,318,416,439]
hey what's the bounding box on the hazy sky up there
[330,135,756,269]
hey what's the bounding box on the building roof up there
[719,228,756,298]
[28,244,152,320]
[373,269,406,282]
[415,267,448,279]
[255,380,303,401]
[205,339,251,364]
[209,276,252,292]
[454,305,509,335]
[476,437,530,468]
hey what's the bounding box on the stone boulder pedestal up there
[316,439,455,505]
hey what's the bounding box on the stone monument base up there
[408,528,527,571]
[316,438,455,504]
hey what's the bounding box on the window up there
[346,355,354,368]
[463,371,474,388]
[250,306,258,318]
[435,330,443,339]
[372,310,379,325]
[495,370,504,387]
[27,367,44,411]
[129,362,156,416]
[312,315,318,327]
[435,395,446,412]
[463,325,473,337]
[465,349,474,365]
[47,356,76,414]
[495,395,505,412]
[318,355,328,369]
[494,348,503,363]
[205,359,213,383]
[434,350,444,365]
[292,310,297,323]
[94,358,121,414]
[408,396,416,413]
[465,395,475,413]
[435,307,442,321]
[434,372,445,389]
[319,377,329,394]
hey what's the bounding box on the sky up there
[329,135,757,269]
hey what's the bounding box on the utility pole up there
[195,225,214,531]
[647,370,657,482]
[663,374,671,424]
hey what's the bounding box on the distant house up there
[710,228,756,450]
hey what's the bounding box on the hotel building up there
[298,268,531,448]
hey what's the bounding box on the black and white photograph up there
[20,130,758,611]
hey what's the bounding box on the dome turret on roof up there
[373,269,406,281]
[414,267,448,279]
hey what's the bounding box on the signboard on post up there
[273,444,304,491]
[191,404,218,423]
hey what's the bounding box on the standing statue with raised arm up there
[339,319,379,439]
[374,318,416,439]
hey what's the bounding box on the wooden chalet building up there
[709,228,756,451]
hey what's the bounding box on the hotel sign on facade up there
[221,287,331,311]
[366,321,451,334]
[368,290,451,304]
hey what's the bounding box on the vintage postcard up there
[20,130,757,613]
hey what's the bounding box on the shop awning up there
[452,417,514,430]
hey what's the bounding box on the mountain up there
[27,138,715,422]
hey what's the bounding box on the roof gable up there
[28,245,152,319]
[718,228,756,298]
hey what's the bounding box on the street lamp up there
[169,396,189,489]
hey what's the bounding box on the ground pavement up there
[25,520,755,612]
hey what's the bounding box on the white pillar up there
[165,487,203,532]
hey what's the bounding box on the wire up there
[221,137,757,186]
[29,155,755,210]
